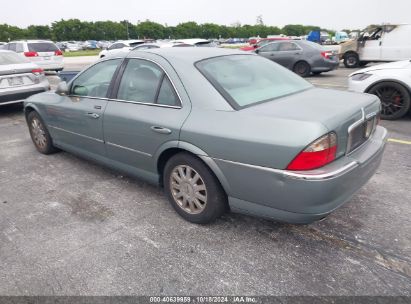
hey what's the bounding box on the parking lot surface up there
[0,57,410,296]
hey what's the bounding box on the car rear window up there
[196,55,312,109]
[0,52,29,65]
[28,43,58,52]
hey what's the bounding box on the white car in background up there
[348,60,411,120]
[3,40,64,72]
[99,40,145,58]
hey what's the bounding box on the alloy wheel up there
[31,118,47,149]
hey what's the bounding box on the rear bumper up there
[211,126,387,224]
[0,83,49,106]
[34,60,64,71]
[311,60,339,73]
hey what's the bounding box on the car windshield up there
[28,43,58,52]
[196,55,312,109]
[0,52,29,65]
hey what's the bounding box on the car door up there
[47,58,122,158]
[257,42,280,62]
[103,57,191,179]
[274,42,303,69]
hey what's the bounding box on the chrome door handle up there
[85,113,100,119]
[151,126,172,135]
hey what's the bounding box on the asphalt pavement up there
[0,56,410,296]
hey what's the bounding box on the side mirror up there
[255,49,260,54]
[55,81,69,96]
[72,85,88,96]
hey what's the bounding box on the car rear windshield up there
[0,52,29,65]
[28,43,58,52]
[196,55,312,109]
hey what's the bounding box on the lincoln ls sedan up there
[24,48,387,224]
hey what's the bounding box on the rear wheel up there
[163,153,227,224]
[343,52,359,68]
[368,82,411,120]
[27,111,58,154]
[293,61,311,77]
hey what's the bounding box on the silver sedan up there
[0,50,50,106]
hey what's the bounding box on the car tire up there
[368,82,411,120]
[359,61,369,67]
[27,111,59,154]
[163,153,227,224]
[343,52,359,68]
[293,61,311,77]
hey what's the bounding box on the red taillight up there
[32,68,44,75]
[321,51,333,59]
[55,50,63,56]
[286,133,338,171]
[24,51,39,57]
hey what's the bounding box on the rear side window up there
[28,43,58,52]
[117,58,180,106]
[0,52,29,65]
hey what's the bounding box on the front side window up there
[71,59,121,98]
[108,43,125,50]
[117,59,180,106]
[196,55,312,109]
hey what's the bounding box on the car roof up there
[128,47,251,64]
[8,40,56,43]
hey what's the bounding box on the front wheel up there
[293,61,311,77]
[163,153,227,224]
[27,111,59,154]
[368,82,411,120]
[343,52,359,68]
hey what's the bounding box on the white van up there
[340,24,411,68]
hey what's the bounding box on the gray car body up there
[256,40,339,73]
[24,48,387,224]
[0,50,49,106]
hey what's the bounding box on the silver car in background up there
[0,50,50,106]
[255,40,339,77]
[3,40,64,72]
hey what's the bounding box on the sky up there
[2,0,410,30]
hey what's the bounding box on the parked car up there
[240,37,290,51]
[170,39,216,47]
[348,60,411,120]
[340,24,411,68]
[255,40,339,77]
[0,42,6,49]
[99,40,145,58]
[0,50,49,106]
[24,48,386,224]
[64,41,82,52]
[3,40,64,72]
[133,42,193,50]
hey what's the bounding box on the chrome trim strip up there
[108,98,181,109]
[106,142,152,157]
[48,125,104,143]
[213,158,359,181]
[366,111,378,120]
[69,95,109,101]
